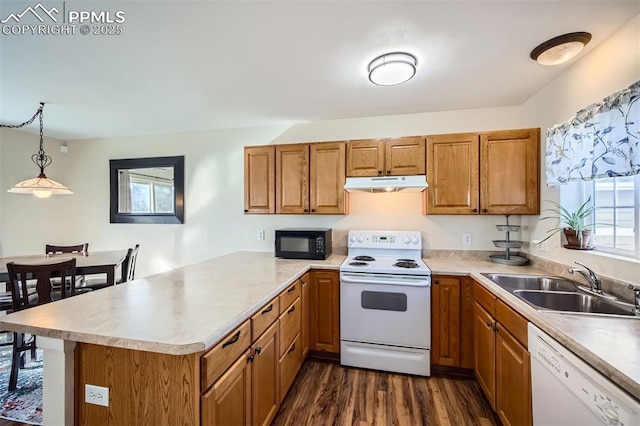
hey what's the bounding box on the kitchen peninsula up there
[1,251,639,425]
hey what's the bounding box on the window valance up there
[545,80,639,186]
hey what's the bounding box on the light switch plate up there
[462,233,472,245]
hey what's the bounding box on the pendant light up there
[1,103,73,198]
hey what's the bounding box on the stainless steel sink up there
[481,273,639,318]
[481,273,578,292]
[514,290,637,317]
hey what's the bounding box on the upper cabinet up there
[347,137,425,177]
[425,128,539,215]
[273,142,347,215]
[276,144,310,214]
[244,146,276,214]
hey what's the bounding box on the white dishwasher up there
[528,324,640,425]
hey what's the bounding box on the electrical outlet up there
[85,384,109,407]
[257,230,265,241]
[539,240,548,252]
[463,233,472,245]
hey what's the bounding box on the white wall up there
[521,14,640,283]
[1,15,638,283]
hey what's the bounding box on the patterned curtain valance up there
[545,80,640,186]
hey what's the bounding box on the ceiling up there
[0,1,638,140]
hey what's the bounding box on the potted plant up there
[536,197,596,250]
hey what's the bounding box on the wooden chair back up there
[45,243,89,254]
[7,259,77,311]
[121,244,140,283]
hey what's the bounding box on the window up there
[587,175,640,258]
[129,173,175,214]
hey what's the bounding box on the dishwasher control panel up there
[532,330,637,425]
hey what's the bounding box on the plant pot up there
[563,228,594,250]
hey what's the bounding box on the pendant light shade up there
[368,52,417,86]
[530,32,592,66]
[1,103,73,198]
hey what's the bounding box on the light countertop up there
[1,251,638,400]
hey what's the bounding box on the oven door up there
[340,272,430,349]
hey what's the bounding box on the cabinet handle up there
[304,209,308,212]
[287,285,296,293]
[472,208,478,213]
[377,170,382,175]
[255,347,262,355]
[386,170,391,174]
[482,209,489,213]
[222,331,241,348]
[485,321,493,329]
[244,209,248,213]
[301,280,306,285]
[434,280,440,285]
[288,304,296,314]
[288,343,296,354]
[248,354,255,362]
[311,209,316,212]
[261,304,273,314]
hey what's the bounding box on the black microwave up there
[275,228,332,260]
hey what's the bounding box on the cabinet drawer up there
[252,297,280,342]
[495,299,528,347]
[474,281,496,315]
[201,320,251,391]
[279,280,301,313]
[279,297,301,357]
[279,333,302,401]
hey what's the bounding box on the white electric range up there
[340,230,432,376]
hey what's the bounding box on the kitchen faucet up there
[568,262,603,294]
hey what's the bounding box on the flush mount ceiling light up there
[368,52,417,86]
[1,103,73,198]
[530,32,592,66]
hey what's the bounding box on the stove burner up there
[354,256,376,262]
[394,261,419,269]
[349,261,369,267]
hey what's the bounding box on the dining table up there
[0,250,129,287]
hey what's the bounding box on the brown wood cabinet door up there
[252,322,279,426]
[276,144,309,214]
[496,324,532,426]
[201,350,252,426]
[310,142,346,214]
[309,270,340,353]
[460,277,475,369]
[244,146,275,214]
[480,129,540,215]
[300,273,310,358]
[425,133,479,214]
[474,302,496,410]
[346,139,385,177]
[385,137,426,176]
[431,276,461,367]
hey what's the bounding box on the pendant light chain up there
[33,103,52,177]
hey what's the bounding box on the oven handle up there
[340,273,430,287]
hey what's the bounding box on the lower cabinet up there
[431,275,474,369]
[252,321,280,426]
[309,270,340,354]
[301,273,310,358]
[473,281,532,426]
[201,349,252,426]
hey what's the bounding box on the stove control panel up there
[348,230,422,249]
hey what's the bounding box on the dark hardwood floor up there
[0,420,26,426]
[273,360,499,426]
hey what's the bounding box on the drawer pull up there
[255,347,262,355]
[301,279,306,285]
[287,285,296,293]
[287,343,296,354]
[248,354,255,362]
[287,305,296,314]
[486,321,493,328]
[222,331,241,348]
[261,304,273,314]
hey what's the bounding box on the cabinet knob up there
[248,354,255,362]
[486,321,493,329]
[434,280,440,285]
[377,170,382,175]
[255,347,262,355]
[472,208,478,213]
[244,209,248,213]
[386,170,391,174]
[304,209,308,213]
[482,209,489,213]
[311,209,315,213]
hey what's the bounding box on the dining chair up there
[45,243,89,290]
[82,244,140,290]
[6,258,78,390]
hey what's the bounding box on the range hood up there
[344,175,428,193]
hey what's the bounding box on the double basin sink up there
[481,273,639,318]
